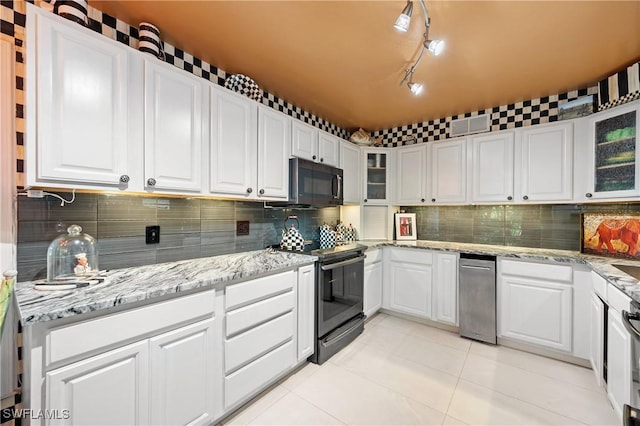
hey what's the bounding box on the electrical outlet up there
[236,220,250,236]
[146,225,160,244]
[27,189,44,198]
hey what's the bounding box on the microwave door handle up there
[623,310,640,339]
[334,175,342,199]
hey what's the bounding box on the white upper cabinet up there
[470,131,515,203]
[209,86,258,197]
[363,148,394,205]
[291,122,340,167]
[516,122,573,202]
[583,101,640,201]
[144,59,206,193]
[257,106,291,200]
[395,144,428,205]
[26,4,142,190]
[340,140,361,204]
[318,131,341,167]
[429,138,467,204]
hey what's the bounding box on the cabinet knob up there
[421,198,425,202]
[364,199,368,203]
[507,196,513,201]
[246,187,253,194]
[523,195,529,200]
[431,198,436,203]
[119,174,130,183]
[147,178,156,186]
[259,189,265,195]
[586,192,593,198]
[312,155,317,160]
[320,158,324,163]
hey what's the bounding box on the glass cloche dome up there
[46,225,98,282]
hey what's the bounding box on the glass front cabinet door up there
[362,148,392,204]
[588,102,640,199]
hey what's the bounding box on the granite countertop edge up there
[362,240,640,303]
[14,250,317,326]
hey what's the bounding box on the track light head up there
[426,39,445,56]
[394,1,413,32]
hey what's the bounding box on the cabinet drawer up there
[388,248,433,264]
[608,283,631,314]
[226,290,295,337]
[46,290,214,366]
[225,311,294,373]
[365,249,382,265]
[501,260,572,283]
[226,271,295,310]
[592,271,608,299]
[225,340,295,409]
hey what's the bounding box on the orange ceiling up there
[91,0,640,133]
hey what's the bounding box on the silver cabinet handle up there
[246,187,253,194]
[586,193,593,198]
[147,178,156,186]
[507,196,513,201]
[119,175,130,183]
[259,189,265,195]
[523,195,529,200]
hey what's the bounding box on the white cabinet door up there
[257,106,291,200]
[388,261,432,318]
[433,253,458,325]
[364,260,383,318]
[210,86,258,197]
[144,60,205,192]
[471,131,515,203]
[149,318,218,426]
[297,264,315,362]
[429,138,467,204]
[318,131,340,167]
[291,120,318,162]
[363,148,393,205]
[607,307,632,418]
[47,341,149,426]
[589,292,605,387]
[396,145,427,205]
[518,122,573,202]
[498,275,573,352]
[27,6,138,188]
[340,140,361,204]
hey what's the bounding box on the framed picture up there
[582,212,640,259]
[558,95,597,120]
[395,213,417,240]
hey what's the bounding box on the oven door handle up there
[622,310,640,339]
[320,315,365,348]
[320,255,366,271]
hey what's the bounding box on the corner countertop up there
[14,250,317,326]
[361,240,640,303]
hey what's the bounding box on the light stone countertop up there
[361,240,640,304]
[14,250,317,326]
[15,240,640,326]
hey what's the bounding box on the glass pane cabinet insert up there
[594,111,636,193]
[366,152,387,201]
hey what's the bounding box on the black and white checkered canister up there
[54,0,88,26]
[225,74,263,102]
[138,22,164,59]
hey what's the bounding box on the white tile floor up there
[221,313,619,426]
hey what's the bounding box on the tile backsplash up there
[403,203,640,251]
[16,193,339,282]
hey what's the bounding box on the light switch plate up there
[236,221,250,236]
[146,225,160,244]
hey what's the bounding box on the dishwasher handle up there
[460,264,493,271]
[623,310,640,339]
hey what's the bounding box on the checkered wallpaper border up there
[373,87,600,147]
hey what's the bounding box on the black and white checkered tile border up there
[374,87,600,147]
[599,61,640,111]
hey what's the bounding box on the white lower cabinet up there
[589,291,605,386]
[297,264,315,362]
[498,259,573,353]
[384,249,433,318]
[433,252,458,325]
[47,341,150,426]
[149,319,218,426]
[607,284,632,419]
[364,249,383,318]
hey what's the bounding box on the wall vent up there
[450,115,490,137]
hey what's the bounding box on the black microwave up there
[270,157,343,207]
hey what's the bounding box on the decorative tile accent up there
[599,61,640,111]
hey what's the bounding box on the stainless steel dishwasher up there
[459,253,497,344]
